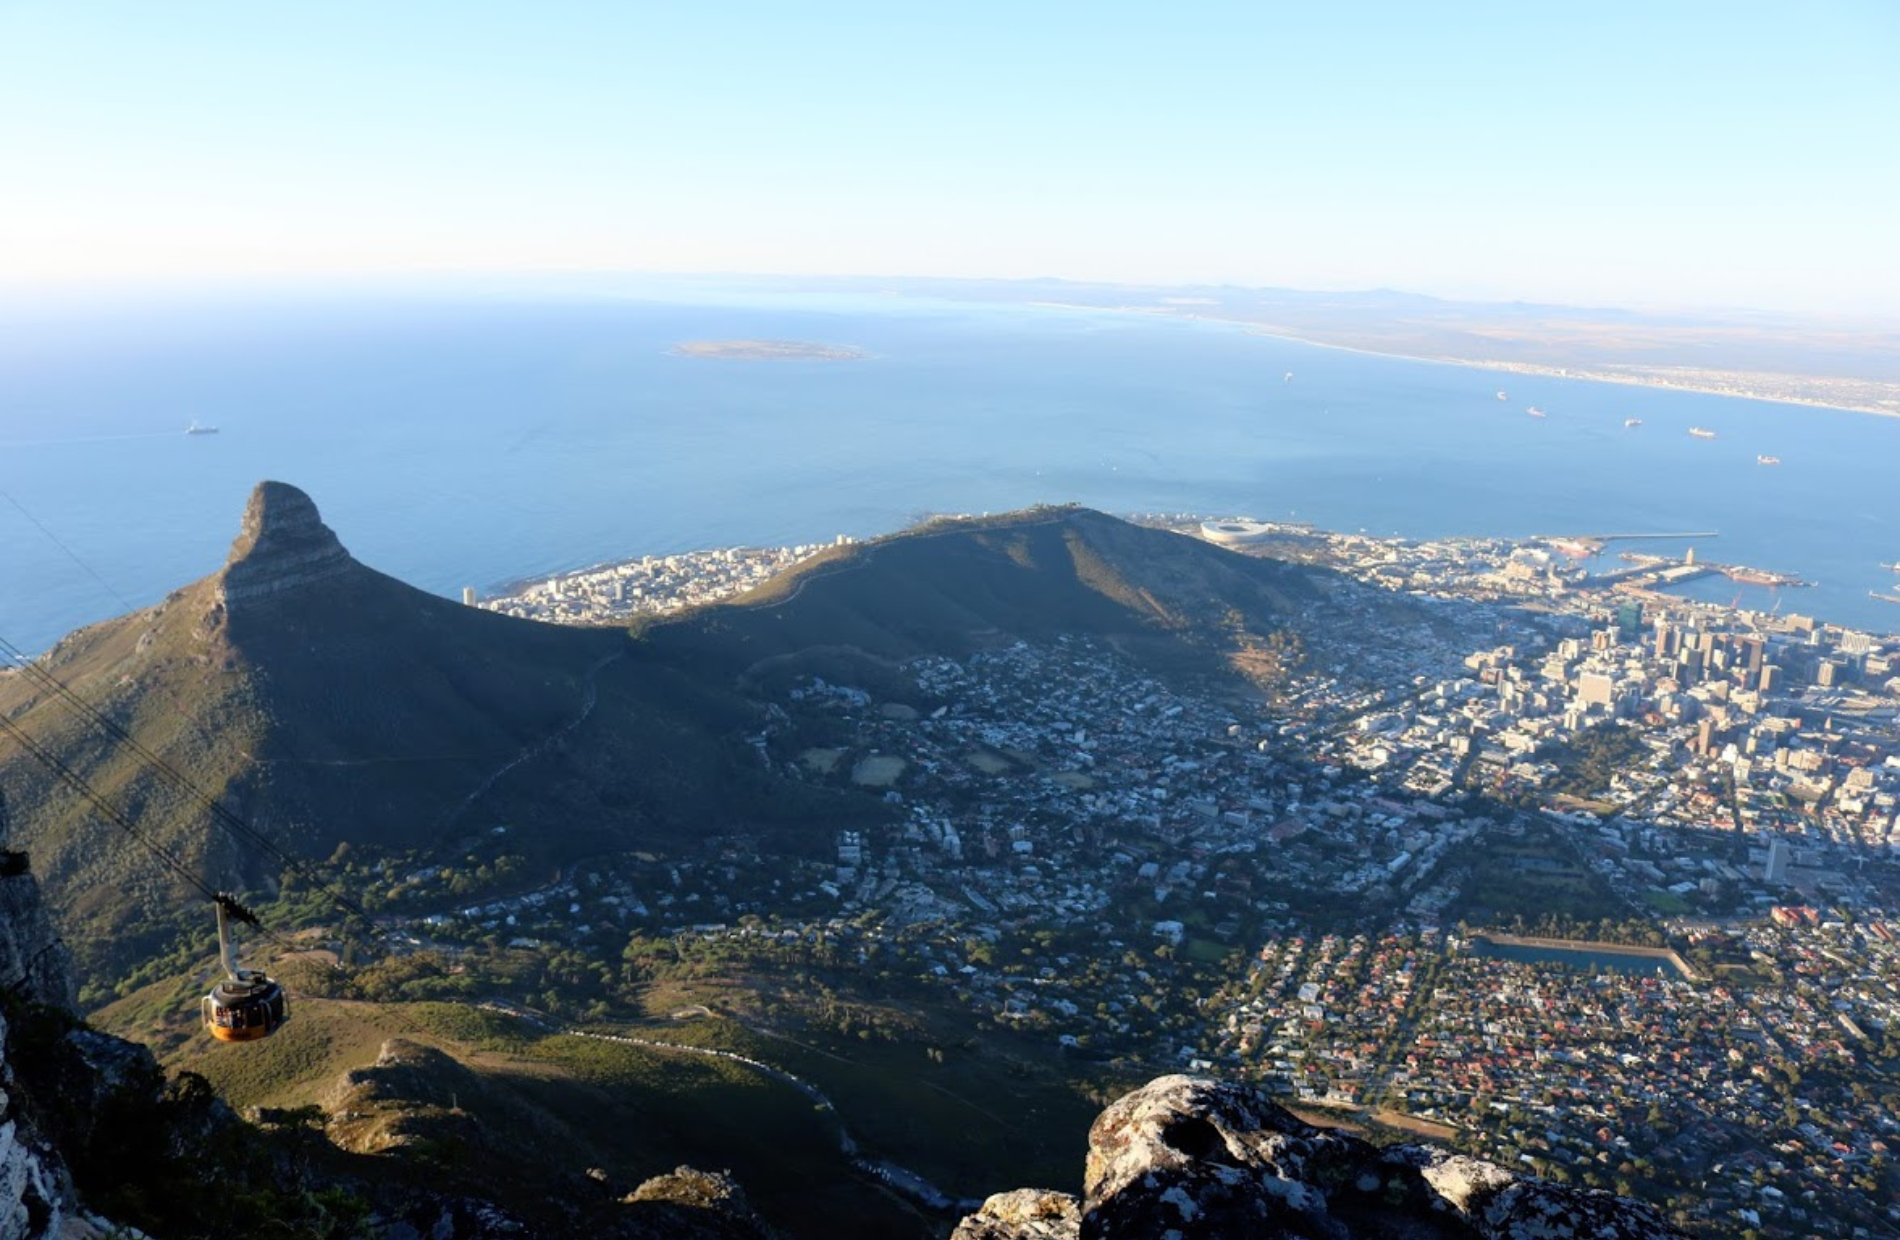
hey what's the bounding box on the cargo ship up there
[185,420,219,436]
[1688,427,1716,439]
[1870,590,1900,605]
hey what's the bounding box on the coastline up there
[1241,324,1900,420]
[1427,356,1900,421]
[1017,300,1900,419]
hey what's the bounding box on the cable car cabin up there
[201,893,289,1042]
[202,975,287,1042]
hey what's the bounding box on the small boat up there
[185,420,219,436]
[1283,371,1293,383]
[1623,418,1642,428]
[1527,406,1546,418]
[1496,390,1508,401]
[1757,455,1781,466]
[1688,427,1716,439]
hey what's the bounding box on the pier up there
[1538,530,1719,544]
[1592,559,1810,592]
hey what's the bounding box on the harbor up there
[1535,531,1814,597]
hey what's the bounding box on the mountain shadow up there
[643,504,1332,697]
[3,488,1422,985]
[0,484,841,981]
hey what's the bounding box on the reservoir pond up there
[1471,938,1682,979]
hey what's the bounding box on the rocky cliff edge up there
[954,1075,1683,1240]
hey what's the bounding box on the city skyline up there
[3,2,1898,316]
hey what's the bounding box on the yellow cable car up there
[201,894,288,1042]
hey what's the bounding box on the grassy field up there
[1641,889,1694,915]
[92,992,937,1238]
[91,971,1132,1237]
[611,1009,1108,1199]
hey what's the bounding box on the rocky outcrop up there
[323,1038,491,1156]
[0,1026,75,1240]
[0,832,83,1240]
[216,481,357,606]
[952,1189,1082,1240]
[957,1075,1684,1240]
[0,793,75,1014]
[619,1167,777,1239]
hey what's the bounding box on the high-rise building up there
[1654,621,1676,660]
[1760,664,1781,693]
[1578,671,1615,710]
[462,586,479,606]
[1616,601,1643,641]
[1763,838,1791,884]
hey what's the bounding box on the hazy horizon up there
[4,268,1895,331]
[4,3,1897,317]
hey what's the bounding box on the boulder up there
[952,1189,1081,1240]
[955,1075,1685,1240]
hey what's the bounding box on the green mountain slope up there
[0,484,839,982]
[646,505,1325,692]
[2,489,1384,987]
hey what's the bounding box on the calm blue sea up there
[4,281,1898,655]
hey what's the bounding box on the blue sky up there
[2,1,1896,313]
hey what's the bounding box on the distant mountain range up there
[817,273,1900,380]
[1,482,1415,981]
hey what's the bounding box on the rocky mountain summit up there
[216,480,359,606]
[954,1075,1683,1240]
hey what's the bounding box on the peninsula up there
[672,339,869,361]
[778,275,1900,418]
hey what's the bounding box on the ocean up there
[4,280,1898,655]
